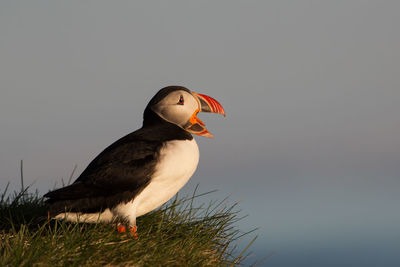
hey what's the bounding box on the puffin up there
[44,86,225,235]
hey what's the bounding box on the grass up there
[0,180,257,266]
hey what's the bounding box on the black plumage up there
[44,86,193,215]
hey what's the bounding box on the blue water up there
[178,179,400,267]
[242,225,400,266]
[251,241,400,267]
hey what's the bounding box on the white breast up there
[134,138,199,217]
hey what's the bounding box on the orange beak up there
[185,92,226,138]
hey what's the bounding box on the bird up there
[44,86,225,236]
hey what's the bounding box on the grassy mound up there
[0,185,256,266]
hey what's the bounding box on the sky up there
[1,1,400,266]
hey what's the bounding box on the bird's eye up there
[178,95,184,105]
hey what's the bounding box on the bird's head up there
[144,86,225,138]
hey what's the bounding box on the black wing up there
[44,130,162,215]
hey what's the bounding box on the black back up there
[44,87,193,215]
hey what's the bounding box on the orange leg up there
[116,224,138,239]
[129,226,138,239]
[117,224,126,233]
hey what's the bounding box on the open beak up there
[185,92,226,138]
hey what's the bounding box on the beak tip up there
[203,132,214,138]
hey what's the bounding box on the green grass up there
[0,183,257,266]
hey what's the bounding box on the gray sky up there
[1,1,400,266]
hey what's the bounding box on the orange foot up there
[129,226,138,239]
[117,225,138,239]
[117,225,126,233]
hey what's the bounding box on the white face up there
[151,90,199,128]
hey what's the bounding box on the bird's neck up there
[141,108,193,141]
